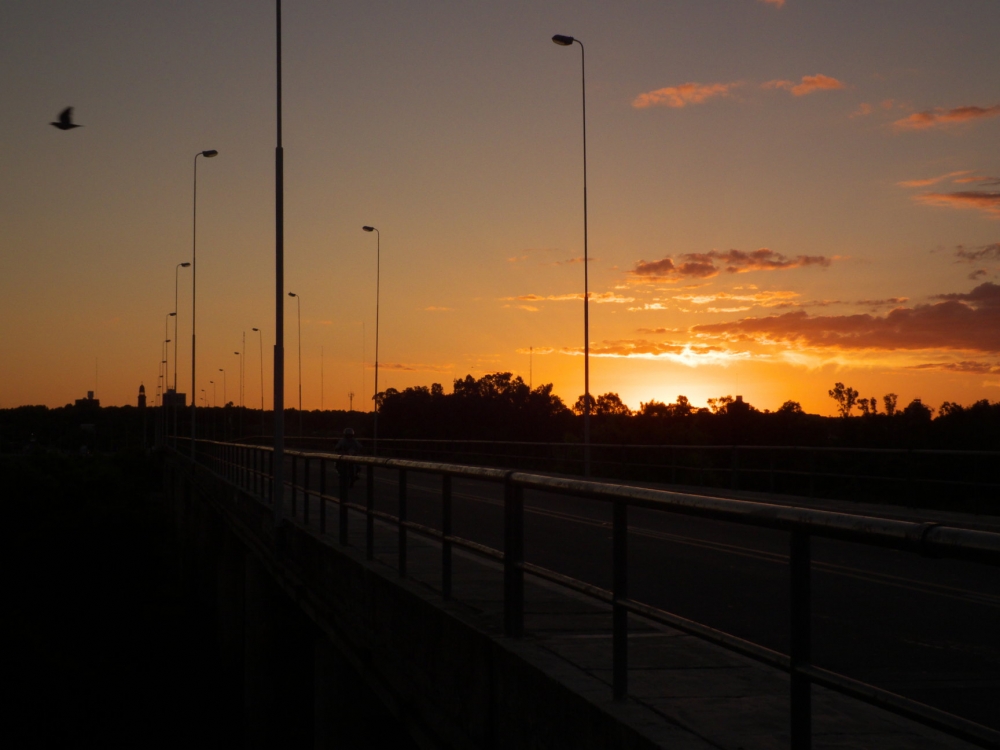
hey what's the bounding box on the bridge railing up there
[272,436,1000,513]
[181,438,1000,749]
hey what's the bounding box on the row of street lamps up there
[162,8,593,529]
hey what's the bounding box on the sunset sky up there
[2,0,999,416]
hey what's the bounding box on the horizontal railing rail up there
[178,437,1000,749]
[269,436,1000,513]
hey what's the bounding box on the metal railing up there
[272,437,1000,513]
[183,438,1000,749]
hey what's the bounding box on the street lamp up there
[552,33,591,477]
[235,346,243,438]
[362,225,381,456]
[210,380,216,408]
[272,0,287,524]
[174,262,191,391]
[190,148,219,460]
[164,315,174,391]
[253,327,265,436]
[288,292,302,436]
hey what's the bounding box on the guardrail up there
[182,438,1000,749]
[274,437,1000,513]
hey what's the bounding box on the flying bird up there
[51,107,81,130]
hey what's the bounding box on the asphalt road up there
[295,460,1000,732]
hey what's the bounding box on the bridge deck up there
[287,488,976,750]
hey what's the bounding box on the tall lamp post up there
[552,34,591,477]
[362,225,381,456]
[273,0,287,524]
[174,262,190,391]
[190,148,219,460]
[219,368,227,440]
[164,315,174,390]
[235,345,243,438]
[288,292,302,436]
[253,327,265,436]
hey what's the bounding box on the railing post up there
[731,446,740,490]
[613,497,628,700]
[442,474,452,600]
[366,465,375,559]
[398,469,407,576]
[338,463,349,546]
[290,454,298,517]
[790,530,812,750]
[303,457,311,525]
[503,476,524,638]
[808,450,816,497]
[319,458,326,535]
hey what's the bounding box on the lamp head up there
[180,262,191,268]
[252,327,260,332]
[552,34,574,46]
[169,312,176,316]
[362,226,375,232]
[201,150,218,158]
[288,292,297,298]
[219,368,224,372]
[234,351,240,355]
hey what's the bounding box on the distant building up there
[75,390,100,408]
[138,384,146,409]
[163,389,187,408]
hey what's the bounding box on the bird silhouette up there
[51,107,81,130]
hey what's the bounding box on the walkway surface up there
[285,482,981,750]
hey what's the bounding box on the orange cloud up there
[893,104,1000,131]
[896,170,971,188]
[913,191,1000,218]
[954,243,1000,263]
[423,306,453,311]
[850,103,873,118]
[630,248,831,281]
[764,74,845,97]
[855,297,909,307]
[692,282,1000,352]
[759,0,785,7]
[632,82,738,109]
[505,292,634,304]
[908,360,1000,374]
[377,362,453,373]
[673,290,801,307]
[559,339,747,365]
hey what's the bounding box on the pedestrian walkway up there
[289,488,978,749]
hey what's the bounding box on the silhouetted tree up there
[828,382,859,418]
[858,396,878,416]
[594,393,632,416]
[883,393,898,417]
[707,395,734,414]
[902,398,933,421]
[777,400,804,414]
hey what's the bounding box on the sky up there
[2,0,999,416]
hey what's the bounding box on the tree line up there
[375,373,1000,450]
[3,372,999,451]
